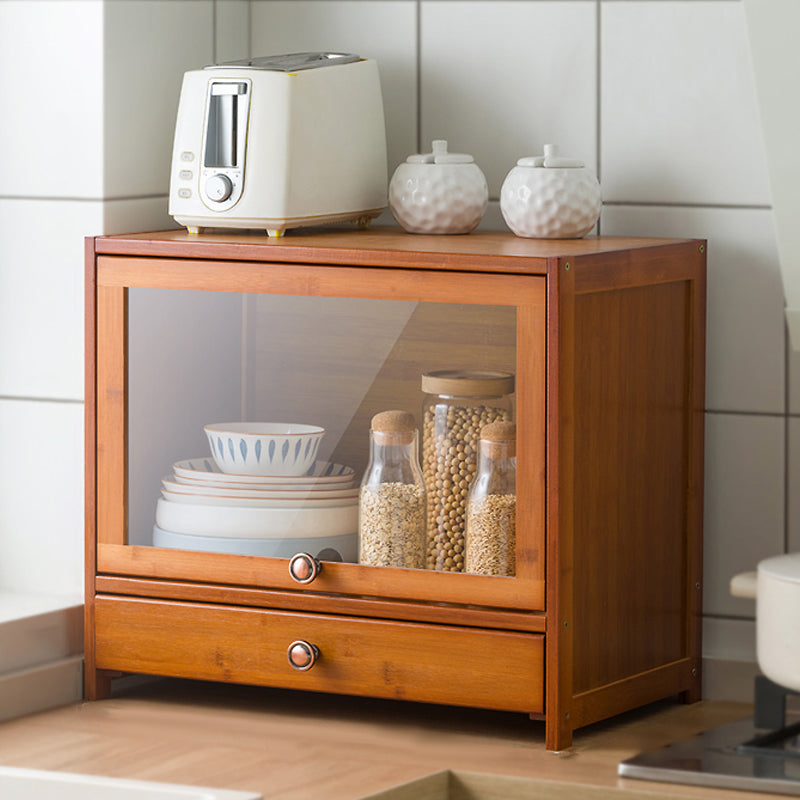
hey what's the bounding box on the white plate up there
[152,525,358,562]
[155,497,358,539]
[173,458,355,487]
[161,487,358,508]
[162,476,358,502]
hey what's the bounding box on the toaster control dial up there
[205,174,233,203]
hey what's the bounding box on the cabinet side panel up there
[572,280,691,693]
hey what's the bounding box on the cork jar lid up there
[479,421,516,457]
[421,369,514,397]
[371,410,416,445]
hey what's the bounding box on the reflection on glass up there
[127,290,516,573]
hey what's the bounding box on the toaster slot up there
[199,80,250,211]
[205,82,248,168]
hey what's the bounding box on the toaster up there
[169,52,388,237]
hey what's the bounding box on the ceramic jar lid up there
[405,139,475,165]
[515,143,585,168]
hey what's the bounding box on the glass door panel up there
[128,289,516,573]
[94,257,545,611]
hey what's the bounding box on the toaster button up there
[205,174,233,202]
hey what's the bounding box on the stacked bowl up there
[153,423,359,561]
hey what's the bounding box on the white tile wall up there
[0,1,104,199]
[789,417,800,552]
[0,200,103,401]
[421,1,597,198]
[216,0,250,63]
[703,412,784,618]
[0,400,84,596]
[103,1,214,198]
[0,0,233,603]
[103,197,176,235]
[703,617,757,665]
[1,0,794,691]
[250,1,418,173]
[601,0,770,206]
[789,346,800,416]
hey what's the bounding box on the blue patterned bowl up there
[204,422,325,476]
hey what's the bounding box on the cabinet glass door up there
[94,258,545,611]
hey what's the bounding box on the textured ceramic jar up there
[389,140,488,234]
[500,144,601,239]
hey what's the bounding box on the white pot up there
[500,144,601,239]
[730,552,800,692]
[389,140,488,234]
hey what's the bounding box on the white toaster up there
[168,52,388,237]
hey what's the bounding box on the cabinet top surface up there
[92,227,700,273]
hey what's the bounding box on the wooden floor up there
[0,678,774,799]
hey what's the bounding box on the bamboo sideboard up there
[84,228,706,751]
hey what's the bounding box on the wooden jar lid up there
[421,369,514,398]
[371,410,416,445]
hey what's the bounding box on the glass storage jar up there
[359,410,426,569]
[465,421,516,576]
[421,370,514,571]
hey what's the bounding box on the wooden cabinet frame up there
[85,230,705,751]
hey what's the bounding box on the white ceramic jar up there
[389,140,488,234]
[500,144,601,239]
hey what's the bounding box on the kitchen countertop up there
[0,678,779,799]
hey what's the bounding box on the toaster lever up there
[211,82,247,96]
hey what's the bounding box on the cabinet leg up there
[680,684,702,705]
[543,715,574,752]
[84,667,114,701]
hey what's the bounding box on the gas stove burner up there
[738,720,800,760]
[619,676,800,796]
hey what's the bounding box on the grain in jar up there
[359,410,426,569]
[421,370,514,571]
[465,421,516,576]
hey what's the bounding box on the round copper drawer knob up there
[288,553,321,584]
[287,640,320,671]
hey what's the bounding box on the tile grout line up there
[705,409,793,418]
[0,195,772,212]
[416,0,422,153]
[0,195,168,203]
[603,201,772,211]
[0,396,83,405]
[596,0,602,235]
[785,320,791,554]
[704,613,757,623]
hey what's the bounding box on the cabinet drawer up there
[94,595,543,714]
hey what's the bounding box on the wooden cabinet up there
[84,228,706,751]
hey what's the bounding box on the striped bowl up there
[204,422,325,477]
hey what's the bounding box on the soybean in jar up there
[421,370,514,571]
